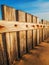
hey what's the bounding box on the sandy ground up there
[13,38,49,65]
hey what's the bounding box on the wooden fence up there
[0,5,49,65]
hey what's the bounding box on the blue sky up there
[0,0,49,21]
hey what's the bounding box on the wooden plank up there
[0,33,8,65]
[0,21,46,33]
[46,21,48,39]
[16,10,26,57]
[2,5,18,65]
[45,21,47,39]
[48,22,49,37]
[46,21,48,38]
[26,14,33,52]
[39,21,43,43]
[42,20,47,40]
[0,21,47,32]
[32,16,37,47]
[41,19,44,41]
[47,22,49,38]
[37,18,40,45]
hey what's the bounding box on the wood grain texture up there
[16,11,26,57]
[1,5,49,65]
[26,14,33,52]
[46,22,49,38]
[37,18,40,45]
[0,21,46,33]
[0,34,8,65]
[39,21,43,43]
[32,16,37,47]
[2,5,18,65]
[42,20,47,40]
[0,21,47,33]
[46,21,48,39]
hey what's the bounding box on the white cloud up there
[13,1,49,21]
[33,12,49,21]
[25,1,49,21]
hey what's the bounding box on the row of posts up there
[0,5,49,65]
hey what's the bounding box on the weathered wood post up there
[0,34,8,65]
[2,5,18,65]
[48,22,49,37]
[45,21,47,39]
[42,19,47,41]
[39,21,43,43]
[46,21,48,38]
[37,17,40,45]
[41,19,44,41]
[26,13,33,52]
[47,22,49,38]
[46,21,49,38]
[15,10,27,57]
[32,15,37,47]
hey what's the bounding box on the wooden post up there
[45,21,47,39]
[1,5,18,65]
[32,16,37,47]
[16,10,26,57]
[47,22,49,38]
[44,20,47,40]
[46,21,49,39]
[37,17,40,45]
[39,21,43,43]
[42,19,47,41]
[46,21,48,38]
[48,22,49,37]
[41,19,44,41]
[0,34,8,65]
[26,13,33,52]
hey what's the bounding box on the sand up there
[13,38,49,65]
